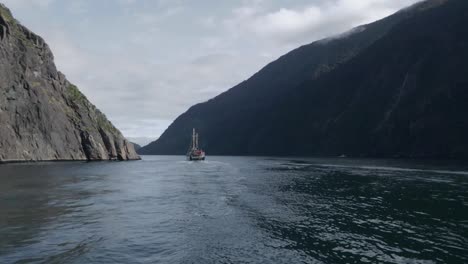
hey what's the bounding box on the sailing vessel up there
[187,128,206,161]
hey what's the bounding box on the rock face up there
[0,4,139,162]
[140,0,468,159]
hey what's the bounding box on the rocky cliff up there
[140,0,468,159]
[0,4,139,162]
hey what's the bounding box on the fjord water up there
[1,157,467,263]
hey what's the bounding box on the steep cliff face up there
[254,0,468,158]
[0,4,139,162]
[140,0,468,159]
[139,1,414,155]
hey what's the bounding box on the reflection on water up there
[0,156,467,263]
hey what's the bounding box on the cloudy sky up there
[3,0,421,145]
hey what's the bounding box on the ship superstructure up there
[187,129,205,161]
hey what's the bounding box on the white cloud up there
[252,7,323,36]
[226,0,422,44]
[2,0,423,145]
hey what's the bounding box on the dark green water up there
[0,156,467,263]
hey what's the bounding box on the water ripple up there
[0,156,467,263]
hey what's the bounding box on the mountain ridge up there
[139,0,467,159]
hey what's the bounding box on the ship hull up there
[187,149,206,161]
[187,156,205,161]
[187,154,205,161]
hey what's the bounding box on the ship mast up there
[192,128,196,150]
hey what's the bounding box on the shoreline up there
[0,158,141,165]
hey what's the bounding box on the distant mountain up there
[132,142,142,151]
[140,0,468,159]
[0,4,139,162]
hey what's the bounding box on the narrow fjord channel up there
[1,156,467,263]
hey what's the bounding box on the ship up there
[187,128,206,161]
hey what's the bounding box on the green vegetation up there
[67,84,87,103]
[0,5,14,23]
[31,81,41,88]
[65,84,118,134]
[62,103,80,126]
[97,113,118,134]
[16,32,33,47]
[0,6,39,48]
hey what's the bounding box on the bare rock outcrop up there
[0,4,140,162]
